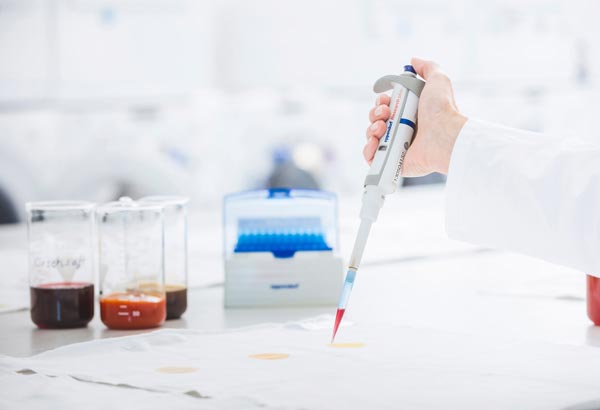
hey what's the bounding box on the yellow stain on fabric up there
[248,353,290,360]
[329,342,366,348]
[156,366,198,374]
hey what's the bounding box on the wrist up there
[436,110,467,174]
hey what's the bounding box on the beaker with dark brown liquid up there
[166,284,187,320]
[30,282,94,328]
[26,201,97,329]
[139,196,189,320]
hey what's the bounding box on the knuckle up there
[433,72,450,83]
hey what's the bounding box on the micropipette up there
[331,65,426,342]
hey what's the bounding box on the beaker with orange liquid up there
[97,197,166,330]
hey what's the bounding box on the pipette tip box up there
[223,188,343,307]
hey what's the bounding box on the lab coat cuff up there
[444,118,483,241]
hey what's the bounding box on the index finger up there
[410,57,442,80]
[375,94,390,107]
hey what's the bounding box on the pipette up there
[331,65,426,342]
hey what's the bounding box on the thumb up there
[411,57,442,80]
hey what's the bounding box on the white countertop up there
[1,186,599,409]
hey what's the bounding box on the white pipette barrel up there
[331,65,425,342]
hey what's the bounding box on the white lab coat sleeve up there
[445,118,600,275]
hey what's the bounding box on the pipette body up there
[331,65,425,342]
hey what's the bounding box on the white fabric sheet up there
[2,316,600,409]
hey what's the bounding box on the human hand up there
[363,57,467,176]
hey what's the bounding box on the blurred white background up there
[0,0,598,221]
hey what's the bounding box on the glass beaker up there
[26,201,96,329]
[139,196,189,320]
[587,274,600,325]
[97,197,166,329]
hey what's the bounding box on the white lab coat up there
[445,119,600,276]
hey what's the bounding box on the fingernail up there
[370,123,378,131]
[375,95,381,105]
[374,106,382,116]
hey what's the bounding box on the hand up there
[363,57,468,176]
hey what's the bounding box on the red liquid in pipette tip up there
[331,308,346,342]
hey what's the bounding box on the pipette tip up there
[331,308,346,343]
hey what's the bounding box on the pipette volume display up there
[331,65,425,342]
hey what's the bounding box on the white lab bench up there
[1,186,599,409]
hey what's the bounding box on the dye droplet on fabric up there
[329,342,365,348]
[248,353,290,360]
[156,366,198,374]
